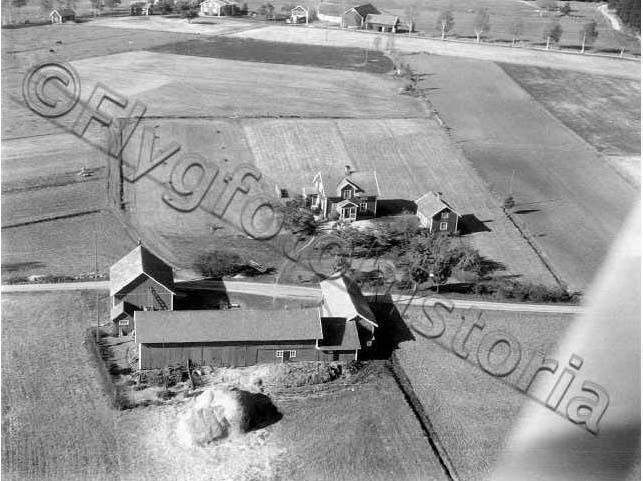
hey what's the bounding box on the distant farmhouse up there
[199,0,238,16]
[288,5,309,24]
[316,2,405,32]
[49,8,76,23]
[110,245,175,336]
[109,247,374,369]
[130,1,152,15]
[415,191,460,234]
[308,165,380,222]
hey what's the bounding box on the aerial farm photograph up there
[1,0,640,479]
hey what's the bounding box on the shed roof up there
[415,191,460,218]
[320,274,377,327]
[365,13,398,25]
[350,3,379,18]
[135,308,323,343]
[50,8,76,16]
[109,245,175,297]
[318,317,361,351]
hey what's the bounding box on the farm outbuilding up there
[320,274,378,346]
[288,5,309,24]
[199,0,238,16]
[415,191,460,234]
[365,12,399,32]
[110,245,175,335]
[49,8,76,23]
[341,3,379,28]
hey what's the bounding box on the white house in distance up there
[288,5,309,24]
[415,191,460,234]
[49,8,76,23]
[199,0,238,16]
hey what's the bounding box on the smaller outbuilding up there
[341,3,379,28]
[110,244,175,335]
[199,0,238,16]
[415,191,460,234]
[50,8,76,23]
[365,12,399,32]
[288,5,309,24]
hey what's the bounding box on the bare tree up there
[404,2,418,37]
[543,20,563,49]
[436,8,454,40]
[473,8,491,43]
[510,18,524,46]
[579,20,599,53]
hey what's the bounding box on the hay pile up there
[176,386,280,447]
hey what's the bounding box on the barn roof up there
[109,245,175,297]
[320,274,378,327]
[350,3,379,18]
[415,191,460,218]
[365,13,398,25]
[318,317,361,351]
[135,308,323,343]
[50,8,76,16]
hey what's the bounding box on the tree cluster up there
[608,0,640,30]
[194,249,244,278]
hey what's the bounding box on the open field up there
[500,63,641,155]
[79,49,556,284]
[2,291,448,480]
[231,24,641,79]
[396,305,575,481]
[403,53,638,290]
[1,291,122,481]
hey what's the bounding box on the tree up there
[579,20,599,53]
[436,8,455,40]
[258,2,274,19]
[543,20,563,49]
[404,2,419,36]
[509,17,524,46]
[473,8,491,43]
[277,198,317,238]
[239,2,248,15]
[503,196,516,211]
[560,1,571,15]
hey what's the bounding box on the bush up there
[194,250,244,278]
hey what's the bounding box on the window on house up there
[440,222,448,231]
[341,187,353,199]
[276,350,284,358]
[359,202,368,212]
[289,350,297,358]
[118,319,129,326]
[441,211,449,219]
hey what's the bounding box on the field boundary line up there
[389,353,458,481]
[2,209,103,229]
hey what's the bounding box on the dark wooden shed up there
[134,308,326,370]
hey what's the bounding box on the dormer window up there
[341,186,354,200]
[441,211,449,219]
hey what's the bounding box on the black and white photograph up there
[1,0,641,479]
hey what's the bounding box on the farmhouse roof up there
[50,8,76,16]
[320,274,378,327]
[336,199,358,208]
[109,245,175,297]
[365,13,398,25]
[415,191,460,218]
[135,308,323,343]
[317,3,346,17]
[336,171,380,197]
[291,5,308,14]
[318,317,361,351]
[350,3,379,18]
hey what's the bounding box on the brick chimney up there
[344,165,352,176]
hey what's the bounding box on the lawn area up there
[395,304,576,481]
[499,63,641,155]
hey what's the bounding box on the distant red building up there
[415,192,460,234]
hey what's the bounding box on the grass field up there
[396,305,575,481]
[1,291,121,481]
[403,53,638,290]
[499,63,641,155]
